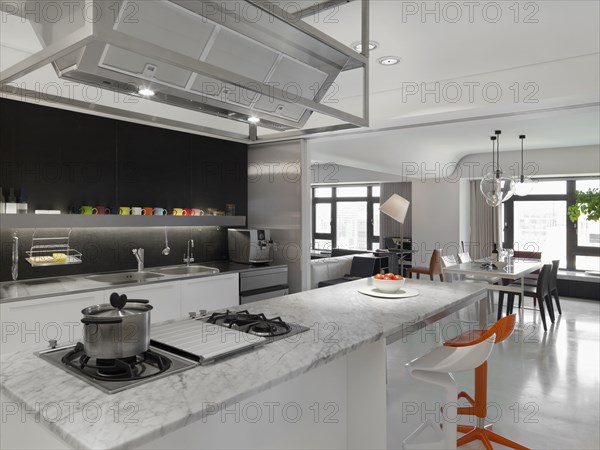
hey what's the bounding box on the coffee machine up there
[228,229,274,264]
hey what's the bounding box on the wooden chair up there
[406,249,444,281]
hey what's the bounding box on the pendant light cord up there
[519,134,526,183]
[495,130,501,177]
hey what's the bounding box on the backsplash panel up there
[0,227,228,281]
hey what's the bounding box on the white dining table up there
[442,259,545,329]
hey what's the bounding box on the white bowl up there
[372,276,405,293]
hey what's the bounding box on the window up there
[513,200,567,268]
[576,179,600,248]
[503,178,600,271]
[312,185,380,251]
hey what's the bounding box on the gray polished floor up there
[387,295,600,449]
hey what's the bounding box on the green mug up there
[79,206,98,215]
[119,207,131,215]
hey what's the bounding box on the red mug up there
[95,206,110,215]
[184,208,193,216]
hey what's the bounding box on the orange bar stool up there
[443,314,530,450]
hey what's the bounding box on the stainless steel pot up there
[81,293,152,359]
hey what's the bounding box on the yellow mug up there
[119,207,131,215]
[172,208,187,216]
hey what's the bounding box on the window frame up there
[312,185,380,251]
[503,177,600,271]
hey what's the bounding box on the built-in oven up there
[239,266,289,304]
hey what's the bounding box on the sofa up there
[310,255,355,289]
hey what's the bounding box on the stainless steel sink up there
[86,272,165,284]
[149,266,219,276]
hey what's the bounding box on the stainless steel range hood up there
[2,0,369,135]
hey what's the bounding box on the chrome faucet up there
[184,240,194,266]
[132,248,144,272]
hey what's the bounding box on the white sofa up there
[309,255,354,289]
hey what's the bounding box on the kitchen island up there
[0,278,487,450]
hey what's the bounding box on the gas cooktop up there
[38,310,310,394]
[38,342,197,394]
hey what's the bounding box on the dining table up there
[442,259,545,330]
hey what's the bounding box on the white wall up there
[248,140,310,293]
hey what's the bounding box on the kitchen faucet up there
[184,240,194,266]
[132,248,144,272]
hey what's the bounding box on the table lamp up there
[379,194,410,275]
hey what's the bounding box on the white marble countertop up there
[0,278,487,450]
[0,261,287,303]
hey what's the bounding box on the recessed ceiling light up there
[248,116,260,124]
[352,40,379,53]
[378,56,400,66]
[138,88,155,96]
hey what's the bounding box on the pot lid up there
[81,301,153,318]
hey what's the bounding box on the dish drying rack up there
[26,229,82,266]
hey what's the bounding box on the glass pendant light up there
[480,130,515,207]
[513,134,534,196]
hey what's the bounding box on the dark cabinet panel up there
[0,99,116,211]
[116,122,190,209]
[190,135,247,216]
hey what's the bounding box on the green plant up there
[568,188,600,222]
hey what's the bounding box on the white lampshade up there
[380,194,410,224]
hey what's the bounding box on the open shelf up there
[0,214,246,229]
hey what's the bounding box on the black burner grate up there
[61,342,172,382]
[207,310,292,337]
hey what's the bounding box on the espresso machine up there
[228,229,275,264]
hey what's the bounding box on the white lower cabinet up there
[180,273,239,315]
[104,282,181,323]
[0,290,104,354]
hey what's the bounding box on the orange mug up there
[142,207,154,216]
[172,208,187,216]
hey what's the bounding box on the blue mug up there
[153,207,168,216]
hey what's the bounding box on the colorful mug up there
[191,208,204,216]
[172,208,187,216]
[119,207,131,215]
[183,208,193,216]
[142,207,154,216]
[153,207,168,216]
[95,206,110,215]
[80,206,97,215]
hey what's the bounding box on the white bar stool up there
[402,335,496,450]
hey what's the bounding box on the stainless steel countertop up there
[0,261,287,303]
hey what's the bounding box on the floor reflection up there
[387,296,600,449]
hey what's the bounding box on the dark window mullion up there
[566,180,577,270]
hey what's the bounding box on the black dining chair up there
[505,264,554,332]
[549,260,562,315]
[510,260,561,313]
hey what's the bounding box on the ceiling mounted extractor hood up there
[2,0,369,135]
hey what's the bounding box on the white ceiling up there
[1,0,599,171]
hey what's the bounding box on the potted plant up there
[568,188,600,222]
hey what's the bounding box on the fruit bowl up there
[372,275,405,293]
